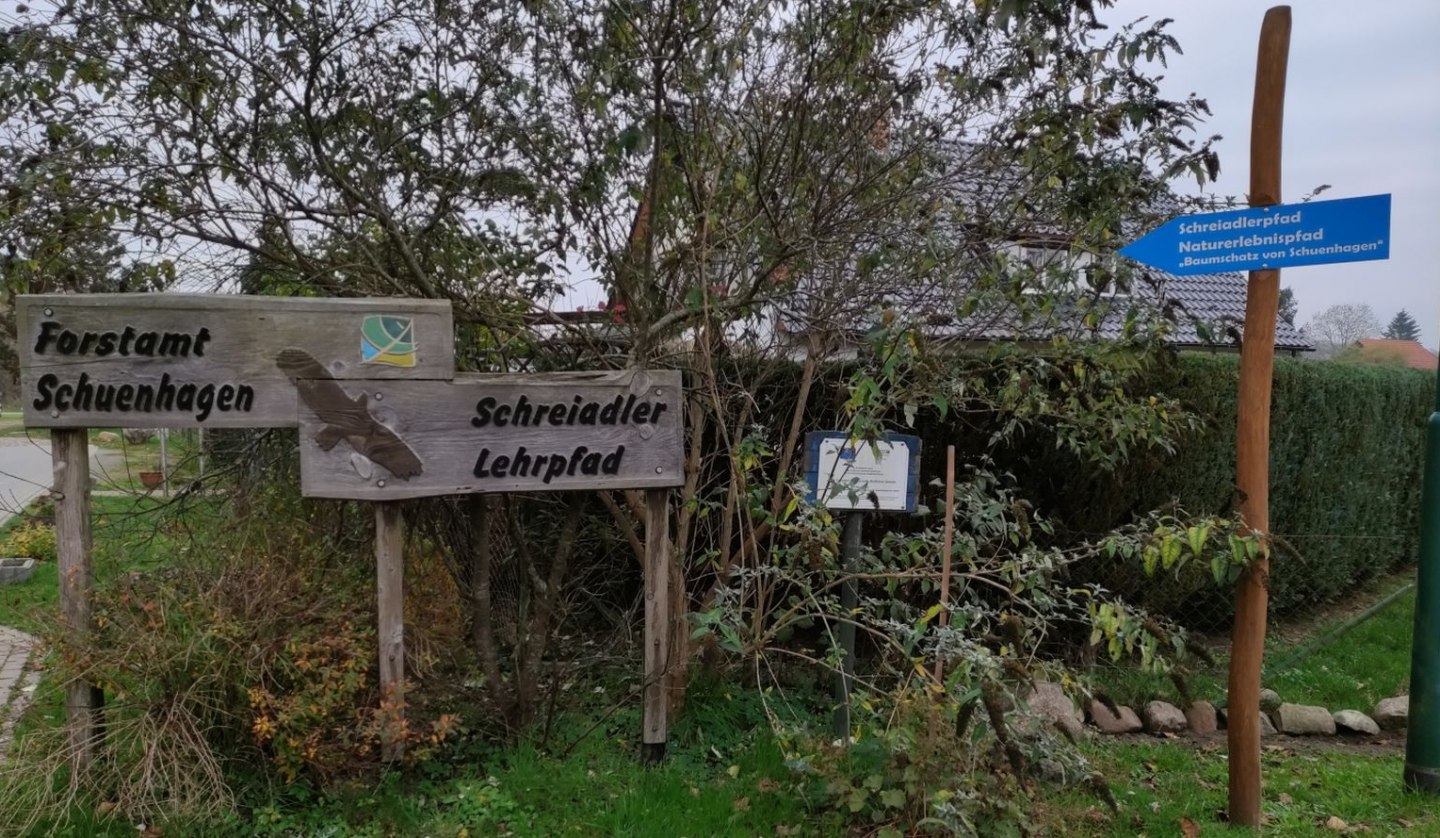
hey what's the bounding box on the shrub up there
[2,519,57,562]
[0,489,457,831]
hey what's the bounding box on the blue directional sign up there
[1120,194,1390,276]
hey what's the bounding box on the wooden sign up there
[18,294,454,428]
[297,369,684,500]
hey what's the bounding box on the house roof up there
[781,267,1312,353]
[776,139,1312,353]
[1144,270,1312,351]
[1354,339,1439,371]
[942,271,1311,351]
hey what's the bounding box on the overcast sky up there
[1104,0,1440,351]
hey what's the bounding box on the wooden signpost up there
[16,293,455,769]
[17,292,687,766]
[294,370,684,499]
[1120,5,1394,823]
[292,368,685,761]
[1228,9,1289,827]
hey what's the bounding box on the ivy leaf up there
[880,788,907,809]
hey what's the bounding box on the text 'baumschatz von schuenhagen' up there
[1175,209,1383,269]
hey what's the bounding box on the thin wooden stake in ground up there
[52,428,103,769]
[641,488,671,764]
[935,445,955,684]
[1228,5,1290,828]
[375,501,405,762]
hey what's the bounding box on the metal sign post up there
[1405,358,1440,794]
[804,432,921,738]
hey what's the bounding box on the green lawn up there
[1097,575,1416,714]
[1046,739,1435,837]
[0,495,182,633]
[204,685,825,838]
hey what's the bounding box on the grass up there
[0,494,184,633]
[198,683,825,838]
[1,486,1427,836]
[1044,739,1436,837]
[1097,574,1416,714]
[89,429,204,492]
[0,419,205,490]
[1265,587,1415,712]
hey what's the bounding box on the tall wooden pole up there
[53,428,103,768]
[641,488,671,764]
[375,501,405,762]
[934,445,956,683]
[1227,6,1290,828]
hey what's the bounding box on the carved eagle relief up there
[276,348,424,480]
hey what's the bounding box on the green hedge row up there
[1030,353,1436,627]
[723,351,1433,628]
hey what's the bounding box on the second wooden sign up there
[296,367,685,500]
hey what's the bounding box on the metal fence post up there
[1404,360,1440,793]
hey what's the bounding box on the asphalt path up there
[0,431,122,526]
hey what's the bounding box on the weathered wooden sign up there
[18,294,454,428]
[296,369,684,500]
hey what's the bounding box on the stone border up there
[0,626,38,757]
[1026,681,1407,740]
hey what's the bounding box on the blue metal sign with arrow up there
[1120,193,1390,275]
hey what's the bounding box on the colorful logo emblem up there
[361,315,417,367]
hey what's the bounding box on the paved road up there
[0,432,125,527]
[0,432,54,755]
[0,437,60,527]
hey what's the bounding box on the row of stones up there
[1030,682,1410,738]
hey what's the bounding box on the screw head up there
[43,307,53,316]
[654,466,663,474]
[377,479,387,488]
[654,388,663,396]
[374,392,384,401]
[50,410,59,418]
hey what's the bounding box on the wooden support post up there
[53,428,103,768]
[375,501,405,762]
[641,488,670,764]
[1228,6,1290,828]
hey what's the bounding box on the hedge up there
[704,351,1434,629]
[1024,353,1436,628]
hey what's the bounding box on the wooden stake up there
[641,488,671,763]
[934,445,956,683]
[375,501,405,762]
[1228,6,1290,828]
[53,428,103,768]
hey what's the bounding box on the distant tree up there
[1383,309,1421,341]
[1278,287,1298,327]
[1303,303,1380,353]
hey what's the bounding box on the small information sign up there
[804,432,920,513]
